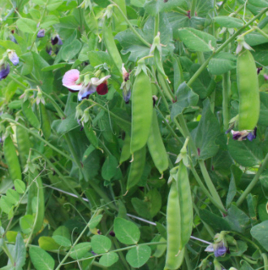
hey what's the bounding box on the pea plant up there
[1,0,268,269]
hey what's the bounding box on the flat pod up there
[130,71,153,153]
[22,100,40,129]
[147,109,169,174]
[237,50,260,130]
[165,181,183,269]
[3,136,22,181]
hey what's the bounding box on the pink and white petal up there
[62,69,81,90]
[91,75,111,86]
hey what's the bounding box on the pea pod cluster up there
[237,49,260,131]
[165,163,193,269]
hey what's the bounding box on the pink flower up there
[62,69,111,101]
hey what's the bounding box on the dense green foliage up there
[1,0,268,269]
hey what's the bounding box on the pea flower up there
[62,69,110,101]
[0,63,10,80]
[231,127,257,141]
[51,35,63,46]
[120,64,131,103]
[7,50,19,66]
[37,29,45,38]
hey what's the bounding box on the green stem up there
[111,1,151,47]
[62,241,166,266]
[158,73,175,102]
[175,6,188,16]
[184,248,193,270]
[262,253,268,270]
[255,26,268,39]
[112,238,131,270]
[187,7,268,88]
[154,13,159,36]
[55,218,92,270]
[4,119,75,162]
[237,152,268,206]
[2,240,15,265]
[190,0,196,17]
[199,160,225,211]
[222,71,231,130]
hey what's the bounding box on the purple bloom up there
[10,35,17,44]
[37,29,45,38]
[0,63,10,80]
[231,128,257,141]
[214,243,227,257]
[247,127,257,141]
[264,74,268,81]
[51,35,63,46]
[123,89,131,103]
[8,50,19,66]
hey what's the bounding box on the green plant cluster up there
[1,0,268,269]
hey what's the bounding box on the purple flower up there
[231,128,257,141]
[37,29,45,38]
[8,50,19,66]
[51,35,63,46]
[214,242,227,257]
[264,74,268,81]
[10,35,17,44]
[0,63,10,80]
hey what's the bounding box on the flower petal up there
[0,63,10,80]
[96,82,108,95]
[62,69,82,91]
[91,75,111,86]
[78,85,96,101]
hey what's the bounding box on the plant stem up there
[158,73,175,102]
[222,71,231,130]
[236,152,268,206]
[154,13,159,36]
[2,240,15,266]
[111,1,151,47]
[190,0,196,17]
[187,7,268,88]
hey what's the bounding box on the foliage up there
[1,0,268,269]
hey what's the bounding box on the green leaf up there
[32,0,45,5]
[248,0,268,7]
[52,226,71,247]
[214,16,244,28]
[130,0,146,7]
[114,217,140,245]
[40,15,60,28]
[208,52,237,75]
[99,252,119,267]
[251,220,268,251]
[228,139,263,167]
[61,39,82,61]
[47,0,62,10]
[199,209,231,231]
[131,198,151,219]
[193,99,221,160]
[20,215,34,234]
[38,237,61,251]
[171,82,199,119]
[101,155,119,181]
[14,180,26,194]
[41,63,68,72]
[245,32,268,46]
[225,204,250,233]
[69,243,92,260]
[89,215,103,229]
[16,18,37,33]
[259,92,268,126]
[52,113,79,135]
[6,189,20,205]
[144,0,185,15]
[29,246,55,270]
[91,235,111,253]
[126,245,151,268]
[14,233,26,270]
[0,196,14,216]
[178,28,217,52]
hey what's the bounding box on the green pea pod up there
[165,181,183,269]
[176,162,193,250]
[22,100,40,129]
[237,50,260,130]
[130,71,153,154]
[3,135,22,181]
[126,146,146,190]
[112,0,127,32]
[119,134,131,164]
[16,121,31,168]
[103,18,122,74]
[147,109,168,174]
[39,103,51,140]
[27,172,45,234]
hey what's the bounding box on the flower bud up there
[0,63,10,80]
[8,50,19,66]
[37,29,45,38]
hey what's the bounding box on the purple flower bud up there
[37,29,45,38]
[8,50,19,66]
[247,127,257,141]
[10,35,17,44]
[214,243,227,257]
[51,35,63,46]
[123,89,131,103]
[264,74,268,81]
[0,63,10,80]
[46,46,52,55]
